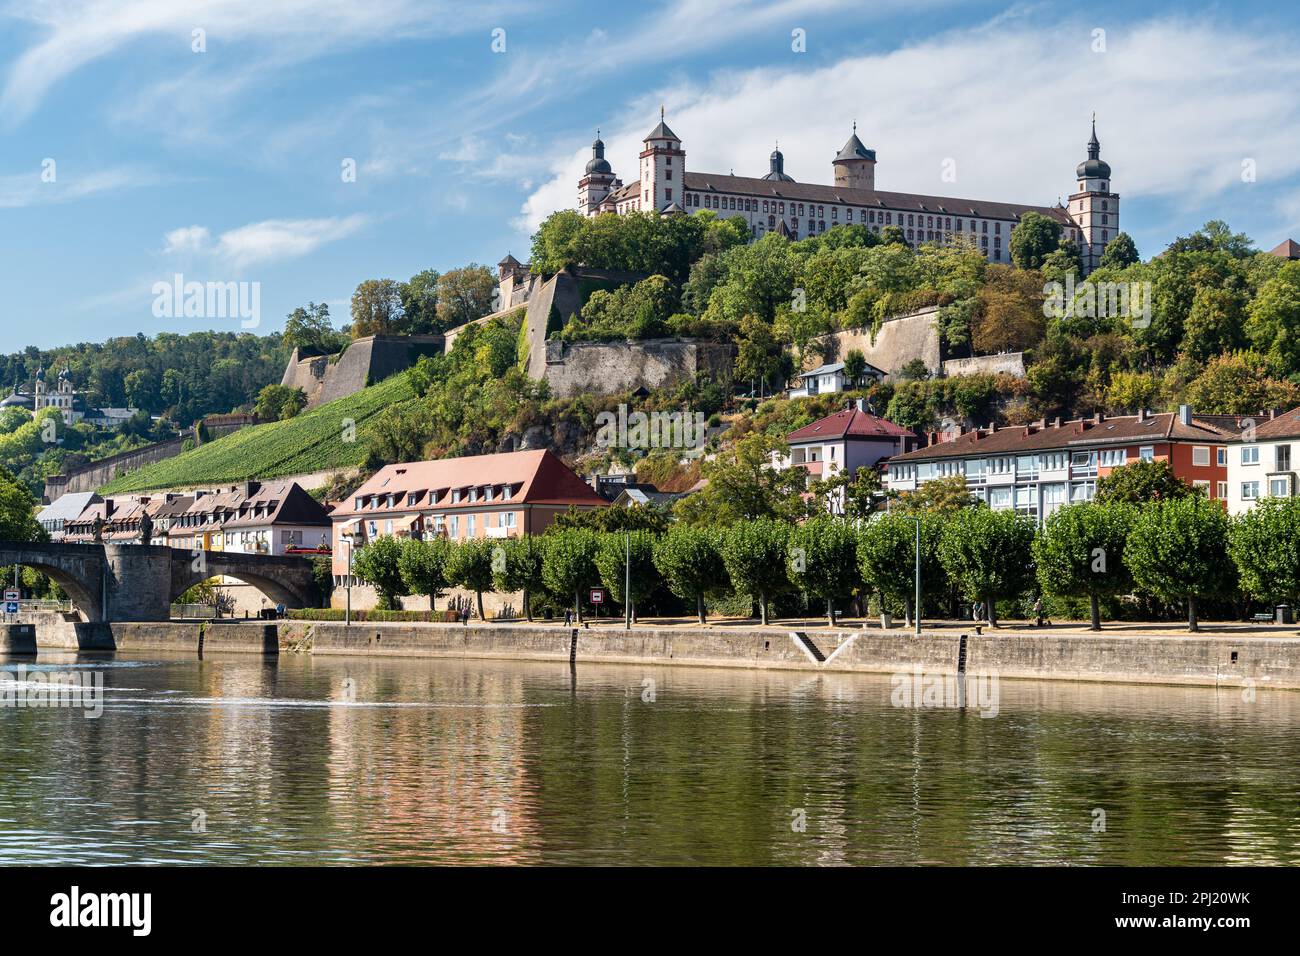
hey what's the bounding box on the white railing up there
[17,600,72,613]
[170,604,217,619]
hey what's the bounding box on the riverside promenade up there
[8,612,1300,690]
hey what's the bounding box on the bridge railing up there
[17,600,72,613]
[170,604,217,620]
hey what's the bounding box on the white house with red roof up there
[777,400,917,488]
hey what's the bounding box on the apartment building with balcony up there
[1223,406,1300,514]
[884,407,1232,523]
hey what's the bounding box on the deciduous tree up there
[444,538,496,620]
[1032,502,1135,629]
[352,535,409,609]
[398,538,450,610]
[653,525,727,625]
[541,528,600,622]
[491,536,545,621]
[594,530,659,622]
[1095,459,1191,505]
[787,515,860,625]
[720,517,791,625]
[937,507,1036,626]
[1227,497,1300,605]
[1125,496,1234,631]
[857,511,943,625]
[1009,212,1063,270]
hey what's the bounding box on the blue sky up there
[4,0,1300,349]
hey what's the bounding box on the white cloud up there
[518,16,1300,239]
[214,215,369,268]
[0,164,155,207]
[161,215,368,269]
[0,0,522,123]
[161,225,210,255]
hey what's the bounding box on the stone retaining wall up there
[0,624,37,654]
[277,623,1300,689]
[12,618,1300,690]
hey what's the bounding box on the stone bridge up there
[0,541,321,622]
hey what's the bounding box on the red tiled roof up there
[684,171,1074,225]
[1268,238,1300,260]
[1250,406,1300,441]
[888,412,1232,462]
[787,407,914,443]
[332,449,606,518]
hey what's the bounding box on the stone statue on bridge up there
[92,514,104,543]
[138,511,153,545]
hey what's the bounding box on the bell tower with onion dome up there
[578,132,617,216]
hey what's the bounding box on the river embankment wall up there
[12,617,1300,689]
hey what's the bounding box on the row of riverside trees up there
[348,495,1300,631]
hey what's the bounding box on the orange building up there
[329,449,607,586]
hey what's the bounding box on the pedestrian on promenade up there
[564,608,572,627]
[1033,597,1051,627]
[973,600,984,622]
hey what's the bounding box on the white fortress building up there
[578,112,1119,273]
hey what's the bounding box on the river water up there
[1,650,1297,865]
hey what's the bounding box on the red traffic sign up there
[589,588,605,604]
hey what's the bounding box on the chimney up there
[104,500,115,518]
[1093,411,1104,424]
[989,422,999,433]
[855,398,867,413]
[1052,416,1062,428]
[1178,404,1192,426]
[1138,408,1148,422]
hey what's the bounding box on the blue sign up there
[4,602,17,614]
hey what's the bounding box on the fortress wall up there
[284,335,444,410]
[542,338,734,399]
[943,353,1026,378]
[808,307,942,377]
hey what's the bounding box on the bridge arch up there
[169,568,315,611]
[170,552,320,613]
[0,541,321,622]
[0,557,101,620]
[0,543,106,621]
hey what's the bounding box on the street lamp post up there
[624,532,631,631]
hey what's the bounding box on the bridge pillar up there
[102,544,174,622]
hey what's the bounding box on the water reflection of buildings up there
[325,662,541,864]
